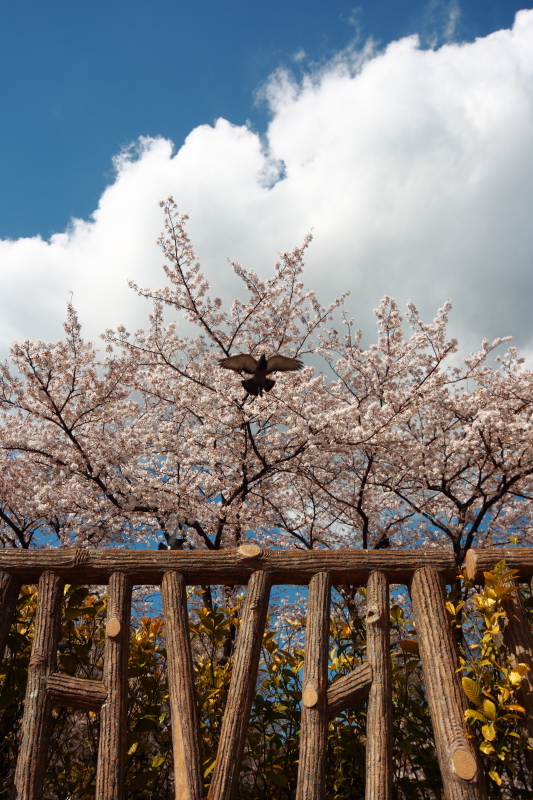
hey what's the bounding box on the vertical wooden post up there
[296,571,331,800]
[161,571,203,800]
[411,568,487,800]
[14,570,64,800]
[207,570,271,800]
[501,582,533,773]
[0,570,22,662]
[365,570,393,800]
[95,572,132,800]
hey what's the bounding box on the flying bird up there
[218,353,303,396]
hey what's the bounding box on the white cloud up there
[2,10,533,359]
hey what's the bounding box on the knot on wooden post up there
[451,747,477,781]
[237,545,263,559]
[28,652,47,670]
[366,604,382,625]
[106,617,121,638]
[302,683,319,708]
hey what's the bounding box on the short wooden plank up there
[365,571,393,800]
[0,569,22,662]
[296,572,331,800]
[47,673,107,712]
[326,662,372,719]
[0,548,456,585]
[207,570,271,800]
[14,570,64,800]
[161,571,203,800]
[411,567,487,800]
[95,572,132,800]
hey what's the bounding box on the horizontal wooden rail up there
[47,673,107,712]
[466,548,533,582]
[326,662,372,720]
[0,547,456,585]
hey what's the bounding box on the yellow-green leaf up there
[152,755,165,768]
[505,703,526,714]
[399,639,419,656]
[509,663,530,685]
[482,722,496,741]
[203,759,216,778]
[464,709,486,723]
[482,699,496,721]
[462,677,481,705]
[489,770,502,786]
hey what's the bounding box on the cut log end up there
[237,544,263,559]
[302,685,319,708]
[106,617,121,638]
[452,748,477,781]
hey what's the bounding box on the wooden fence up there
[1,545,532,800]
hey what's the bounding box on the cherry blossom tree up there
[1,197,533,564]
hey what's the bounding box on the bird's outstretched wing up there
[266,355,304,374]
[218,354,258,374]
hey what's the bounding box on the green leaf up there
[134,715,158,732]
[64,607,82,621]
[399,639,419,656]
[263,771,288,787]
[482,722,496,741]
[152,754,165,768]
[462,677,481,705]
[482,699,496,721]
[489,770,502,786]
[59,653,78,674]
[203,759,216,778]
[464,709,486,723]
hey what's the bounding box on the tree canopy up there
[1,198,533,563]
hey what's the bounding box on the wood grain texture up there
[411,568,487,800]
[95,572,132,800]
[0,569,21,662]
[47,673,107,711]
[0,548,456,585]
[326,662,372,720]
[207,570,271,800]
[466,548,533,582]
[500,582,533,777]
[14,570,64,800]
[365,571,393,800]
[161,571,203,800]
[296,572,331,800]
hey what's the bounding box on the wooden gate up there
[1,546,531,800]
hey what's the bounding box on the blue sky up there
[1,1,533,361]
[1,0,523,239]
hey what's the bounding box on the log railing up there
[1,546,530,799]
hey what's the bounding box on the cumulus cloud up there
[1,10,533,359]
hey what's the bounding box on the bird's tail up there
[242,378,259,395]
[242,378,276,396]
